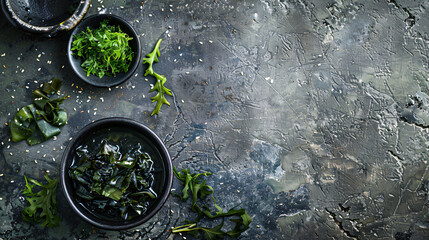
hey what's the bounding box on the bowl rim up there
[59,117,173,230]
[1,0,91,37]
[67,13,142,88]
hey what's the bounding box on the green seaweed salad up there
[69,140,157,220]
[71,19,133,78]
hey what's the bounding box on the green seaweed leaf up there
[10,78,68,145]
[22,174,61,227]
[172,167,252,239]
[143,39,173,116]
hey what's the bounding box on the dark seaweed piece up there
[69,141,157,220]
[10,78,68,145]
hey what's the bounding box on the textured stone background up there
[1,0,429,239]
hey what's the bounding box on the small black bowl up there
[60,118,173,230]
[1,0,91,37]
[67,14,141,87]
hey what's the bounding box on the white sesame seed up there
[178,46,181,50]
[186,72,190,74]
[10,180,14,183]
[52,158,56,162]
[0,197,2,201]
[100,97,104,102]
[53,136,57,141]
[168,26,172,29]
[199,59,203,62]
[25,150,29,153]
[11,96,14,99]
[181,99,184,103]
[0,174,3,177]
[6,145,10,149]
[9,153,12,156]
[209,40,213,43]
[43,154,46,158]
[35,160,38,163]
[199,42,203,45]
[149,14,153,17]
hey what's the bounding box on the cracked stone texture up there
[1,0,429,239]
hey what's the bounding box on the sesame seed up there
[10,180,14,183]
[43,154,46,158]
[209,40,213,43]
[25,150,29,153]
[9,153,12,156]
[34,160,38,163]
[52,158,56,162]
[199,42,203,45]
[199,59,203,62]
[0,197,2,201]
[0,174,3,177]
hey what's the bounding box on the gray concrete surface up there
[1,0,429,239]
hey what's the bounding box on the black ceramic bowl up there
[67,14,141,87]
[1,0,91,37]
[60,118,173,230]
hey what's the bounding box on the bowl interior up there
[60,118,172,230]
[8,0,81,26]
[67,14,141,87]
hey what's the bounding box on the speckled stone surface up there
[1,0,429,239]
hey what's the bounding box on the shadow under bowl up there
[67,14,141,88]
[60,118,173,230]
[1,0,91,37]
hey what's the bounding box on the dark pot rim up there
[67,14,142,88]
[1,0,91,38]
[59,117,173,230]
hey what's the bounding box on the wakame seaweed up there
[69,140,157,220]
[10,78,68,145]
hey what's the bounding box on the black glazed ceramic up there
[1,0,91,37]
[60,118,173,230]
[67,14,141,88]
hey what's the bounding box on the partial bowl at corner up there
[59,118,173,230]
[67,14,141,87]
[1,0,91,37]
